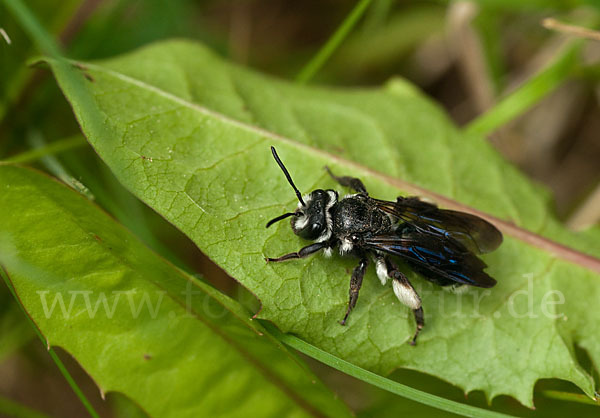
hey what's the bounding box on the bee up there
[265,147,502,345]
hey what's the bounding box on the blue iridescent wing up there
[364,232,497,288]
[373,197,503,254]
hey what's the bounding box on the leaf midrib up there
[65,59,600,275]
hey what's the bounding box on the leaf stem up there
[464,41,581,136]
[295,0,373,84]
[262,321,517,418]
[0,269,101,418]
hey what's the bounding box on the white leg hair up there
[374,256,388,285]
[392,277,421,310]
[384,257,425,345]
[339,238,353,255]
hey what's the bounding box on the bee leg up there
[266,242,328,262]
[324,166,368,195]
[373,254,389,285]
[410,307,424,346]
[340,257,369,325]
[385,258,424,345]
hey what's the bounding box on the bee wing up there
[373,197,503,254]
[364,233,497,288]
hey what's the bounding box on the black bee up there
[265,147,502,345]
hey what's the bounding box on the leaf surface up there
[43,41,600,407]
[0,165,352,418]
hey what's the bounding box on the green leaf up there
[0,165,352,418]
[42,40,600,407]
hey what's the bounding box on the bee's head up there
[266,147,337,242]
[290,189,337,241]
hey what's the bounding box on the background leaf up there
[0,164,352,418]
[0,295,33,362]
[43,40,600,407]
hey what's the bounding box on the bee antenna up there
[271,146,306,207]
[266,212,296,228]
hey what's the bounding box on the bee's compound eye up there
[351,235,360,243]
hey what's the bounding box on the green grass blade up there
[46,348,101,418]
[296,0,373,83]
[464,42,581,136]
[361,0,393,34]
[1,0,62,56]
[3,135,87,164]
[262,321,517,418]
